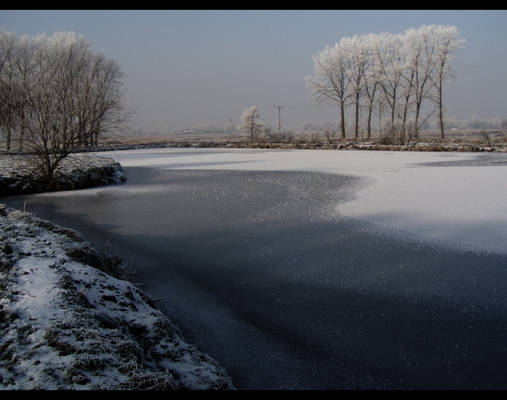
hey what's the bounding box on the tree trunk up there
[354,93,360,142]
[6,117,12,151]
[340,102,346,139]
[401,71,414,144]
[390,102,396,135]
[438,84,445,139]
[401,98,410,144]
[18,112,25,152]
[367,104,373,140]
[414,103,421,140]
[91,121,99,147]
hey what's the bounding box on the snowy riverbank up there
[0,203,234,389]
[0,154,125,196]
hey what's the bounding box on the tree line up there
[0,29,129,186]
[307,25,465,143]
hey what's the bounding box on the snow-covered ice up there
[98,148,507,254]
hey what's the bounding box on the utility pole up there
[273,105,285,132]
[229,118,233,137]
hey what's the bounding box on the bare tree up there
[341,35,370,141]
[398,35,416,143]
[374,93,388,137]
[361,33,384,140]
[10,35,38,152]
[0,30,18,151]
[75,52,130,148]
[307,26,464,143]
[429,25,465,139]
[307,43,352,138]
[374,33,405,136]
[240,106,262,143]
[405,26,438,139]
[0,30,131,189]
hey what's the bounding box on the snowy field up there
[98,148,507,254]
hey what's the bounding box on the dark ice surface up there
[4,167,507,389]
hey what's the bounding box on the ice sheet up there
[98,148,507,253]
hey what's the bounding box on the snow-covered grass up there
[98,147,507,254]
[0,204,234,390]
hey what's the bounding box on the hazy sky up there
[1,9,507,132]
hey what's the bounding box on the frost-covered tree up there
[428,25,465,139]
[308,25,464,141]
[361,33,384,140]
[374,32,405,136]
[341,35,370,141]
[240,106,262,143]
[0,29,130,188]
[307,43,352,138]
[403,25,439,139]
[9,34,38,152]
[0,30,18,151]
[398,31,417,142]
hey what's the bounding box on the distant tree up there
[375,32,405,137]
[324,129,337,144]
[341,35,370,141]
[428,25,465,139]
[398,31,417,143]
[240,106,262,143]
[362,33,383,140]
[374,93,388,136]
[307,43,352,138]
[301,121,315,132]
[308,25,464,142]
[405,25,439,139]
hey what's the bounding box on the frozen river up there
[4,148,507,389]
[99,148,507,254]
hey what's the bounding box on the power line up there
[460,51,507,72]
[461,48,507,69]
[461,57,507,72]
[461,62,506,74]
[273,105,286,132]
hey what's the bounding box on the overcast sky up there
[1,9,507,132]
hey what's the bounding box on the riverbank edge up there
[0,156,236,390]
[2,140,505,157]
[0,154,126,196]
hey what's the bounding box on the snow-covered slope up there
[0,204,234,390]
